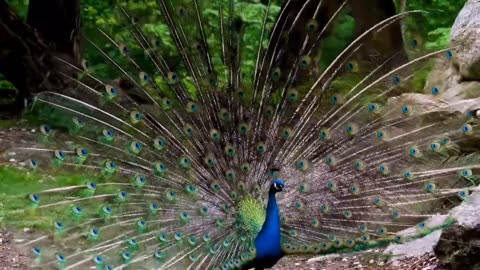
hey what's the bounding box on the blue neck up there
[254,191,282,259]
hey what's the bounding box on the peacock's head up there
[270,179,285,194]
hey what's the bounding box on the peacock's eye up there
[368,103,380,112]
[209,78,217,86]
[54,150,66,160]
[376,130,385,139]
[130,111,142,122]
[153,137,166,150]
[411,39,418,48]
[271,68,281,80]
[306,19,318,31]
[56,254,66,262]
[33,247,42,256]
[28,194,40,204]
[139,72,149,82]
[72,117,85,127]
[102,206,112,214]
[392,75,401,84]
[402,105,412,115]
[425,183,436,192]
[210,129,220,141]
[296,159,308,171]
[162,97,173,109]
[256,142,266,153]
[86,181,96,190]
[29,159,39,168]
[430,142,441,151]
[462,124,473,134]
[287,89,298,101]
[76,148,88,157]
[299,56,311,69]
[119,43,129,54]
[168,71,179,83]
[93,255,103,264]
[409,146,421,157]
[122,252,131,261]
[105,85,118,97]
[102,129,114,138]
[235,88,245,98]
[105,160,116,170]
[40,124,52,135]
[330,96,338,104]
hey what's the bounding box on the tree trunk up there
[0,0,82,118]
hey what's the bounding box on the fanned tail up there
[2,1,479,269]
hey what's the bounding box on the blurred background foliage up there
[3,0,467,92]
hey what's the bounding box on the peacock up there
[1,0,479,269]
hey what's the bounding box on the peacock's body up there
[2,0,480,269]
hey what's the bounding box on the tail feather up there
[2,1,480,269]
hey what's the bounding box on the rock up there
[450,191,480,227]
[434,192,480,269]
[384,230,442,263]
[307,254,340,263]
[424,0,480,104]
[450,0,480,80]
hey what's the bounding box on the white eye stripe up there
[273,183,279,189]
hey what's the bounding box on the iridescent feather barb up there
[2,0,480,269]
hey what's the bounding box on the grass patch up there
[0,166,110,231]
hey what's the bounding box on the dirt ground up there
[273,251,446,270]
[0,232,29,270]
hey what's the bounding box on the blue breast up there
[254,193,282,259]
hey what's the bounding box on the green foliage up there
[5,0,29,18]
[403,0,467,50]
[0,77,16,90]
[319,8,356,70]
[0,0,467,97]
[80,0,281,87]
